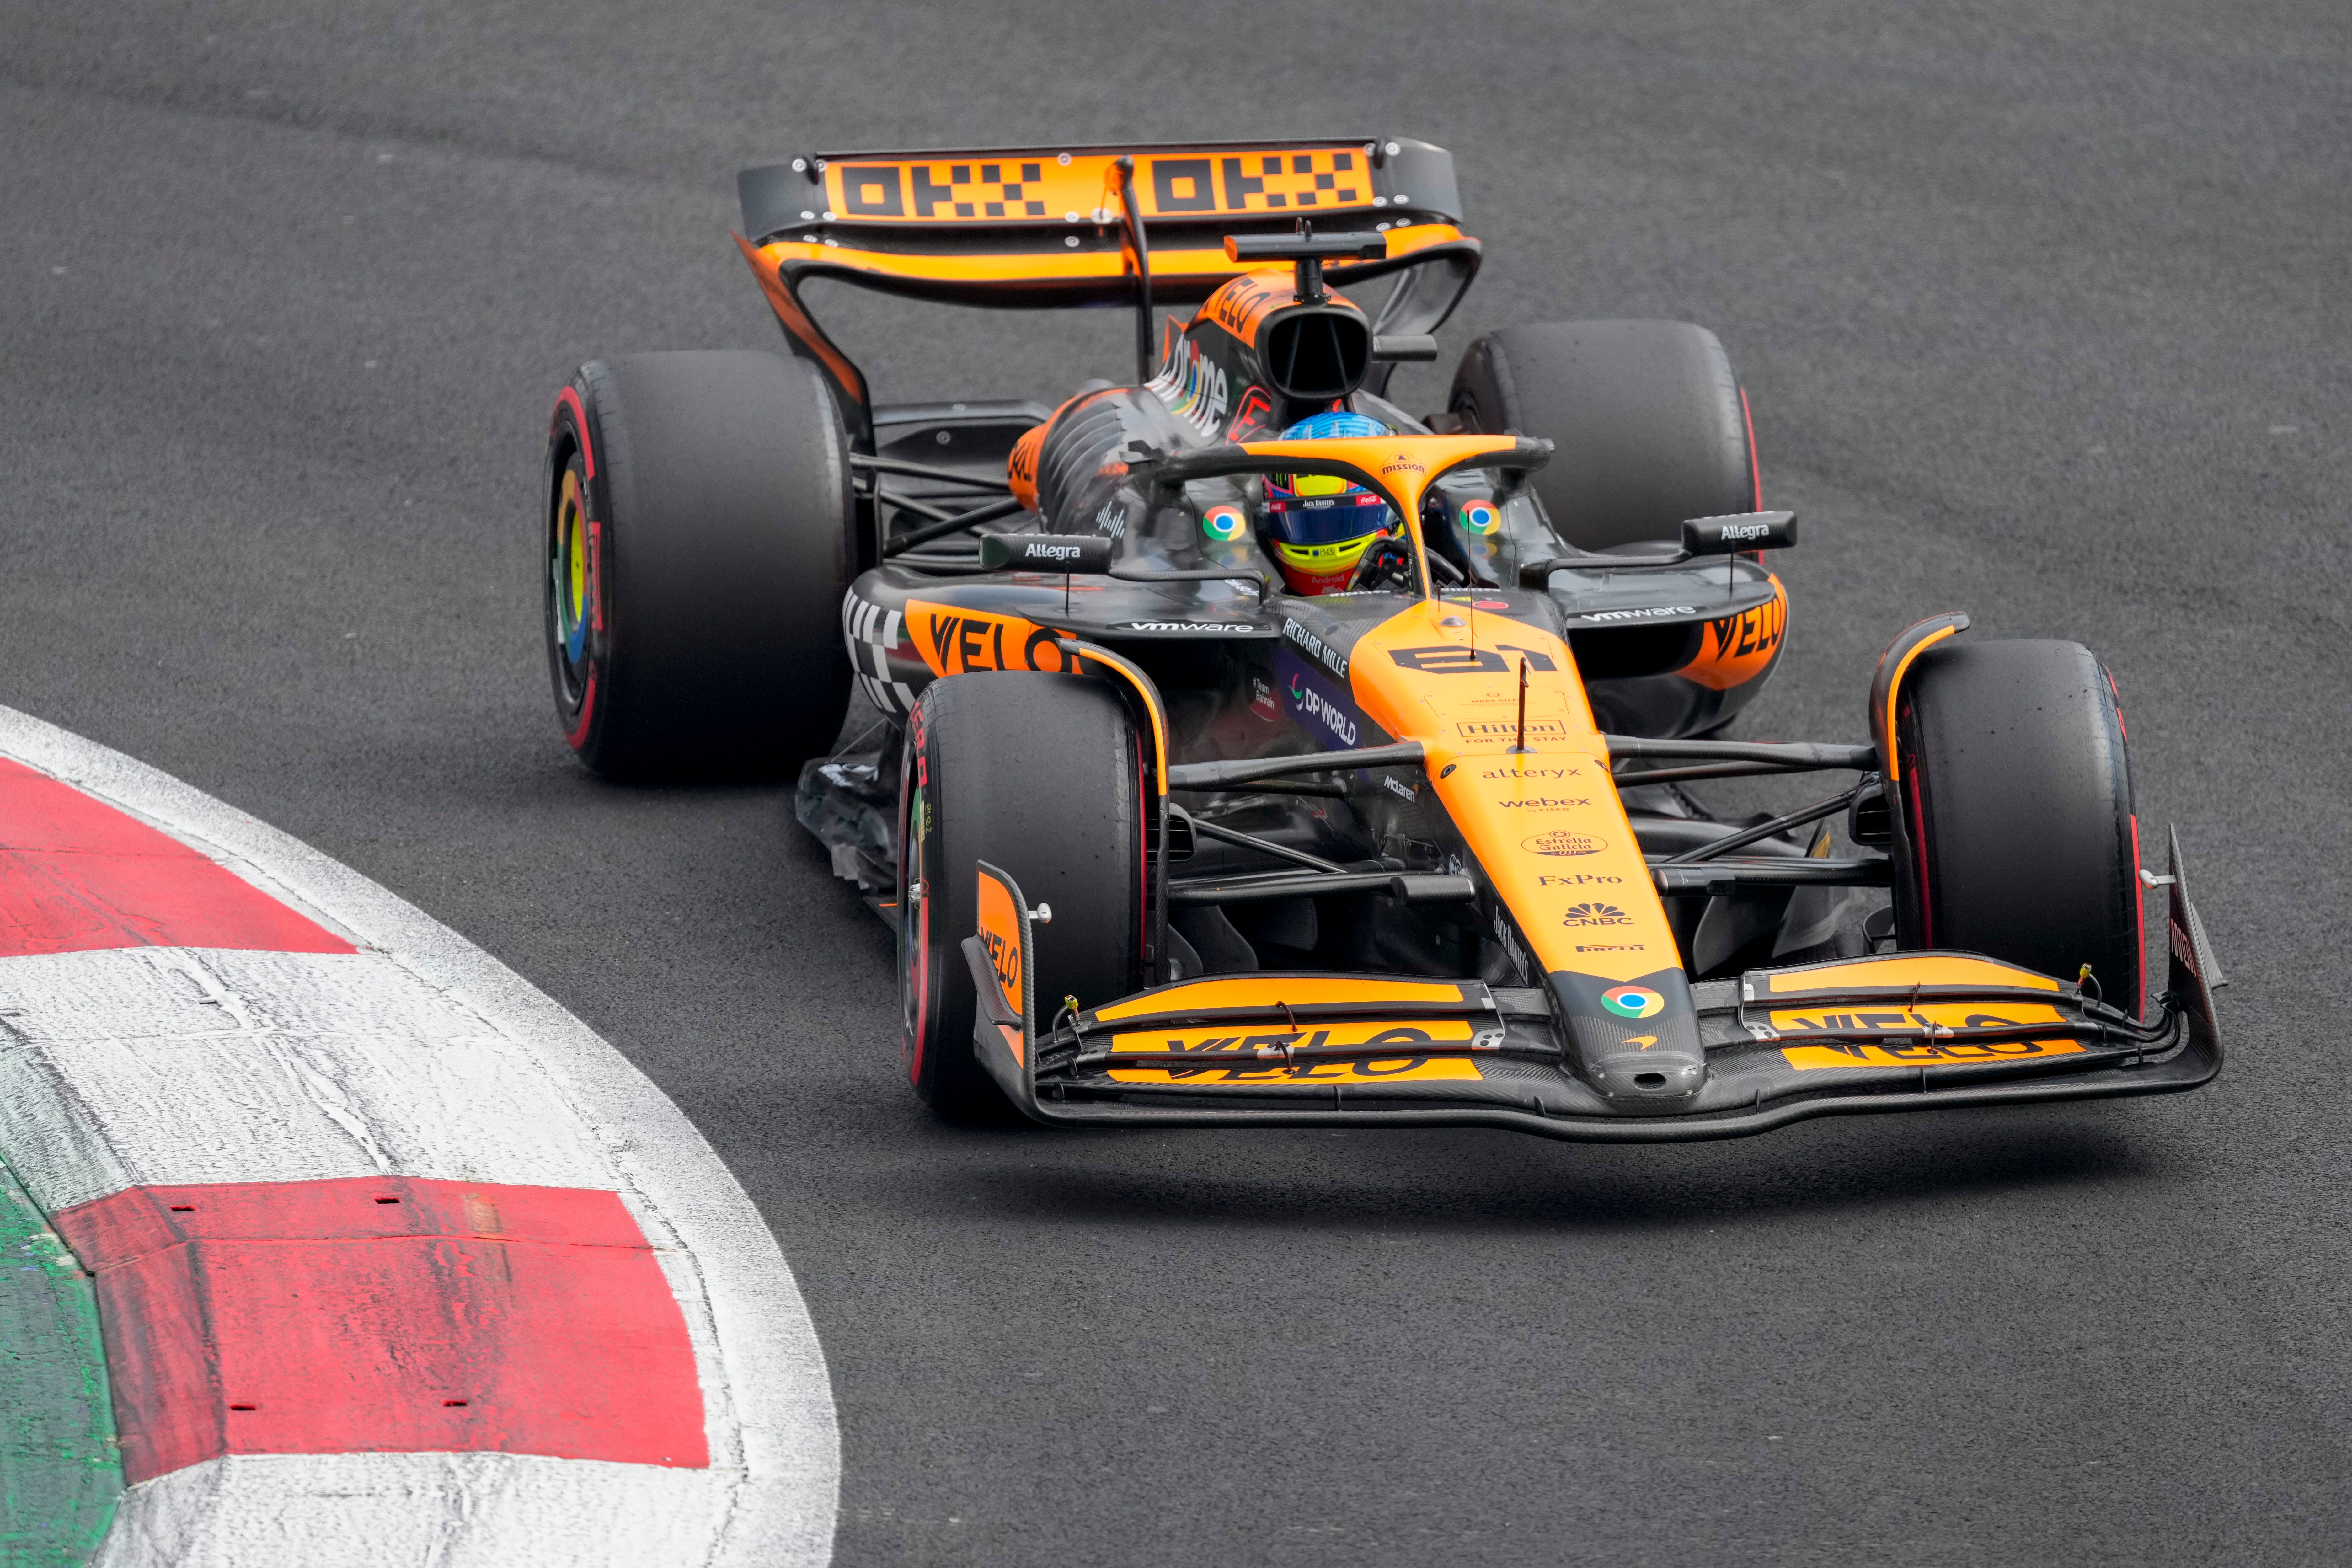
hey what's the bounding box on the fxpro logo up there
[1538,873,1621,886]
[1287,672,1359,746]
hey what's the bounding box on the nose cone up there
[1588,1050,1707,1100]
[1549,970,1710,1108]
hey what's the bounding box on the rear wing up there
[732,137,1479,443]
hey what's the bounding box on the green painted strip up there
[0,1158,120,1565]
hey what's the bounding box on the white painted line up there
[0,704,838,1567]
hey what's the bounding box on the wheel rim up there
[549,462,594,705]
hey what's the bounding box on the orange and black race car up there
[539,137,2223,1139]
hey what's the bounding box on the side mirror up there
[1371,335,1439,362]
[1681,511,1796,555]
[977,534,1117,573]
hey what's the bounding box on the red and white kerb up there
[0,721,836,1567]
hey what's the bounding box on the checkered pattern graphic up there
[1203,150,1362,212]
[891,161,1050,218]
[842,593,913,714]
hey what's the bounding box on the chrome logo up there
[1202,504,1246,542]
[1601,985,1665,1019]
[1458,499,1501,536]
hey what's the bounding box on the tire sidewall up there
[897,685,1002,1112]
[546,372,616,766]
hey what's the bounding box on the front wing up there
[961,833,2223,1144]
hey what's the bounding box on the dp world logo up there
[1601,985,1665,1019]
[1280,658,1362,747]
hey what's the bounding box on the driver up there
[1259,411,1402,595]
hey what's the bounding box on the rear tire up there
[544,350,854,780]
[898,673,1145,1120]
[1450,320,1755,552]
[1897,639,2143,1012]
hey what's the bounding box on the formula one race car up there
[540,137,2223,1139]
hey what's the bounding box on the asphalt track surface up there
[2,4,2345,1562]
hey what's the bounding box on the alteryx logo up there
[1275,650,1365,749]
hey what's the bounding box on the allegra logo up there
[1523,832,1605,856]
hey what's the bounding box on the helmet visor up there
[1265,479,1397,547]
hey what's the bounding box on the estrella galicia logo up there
[1275,650,1368,750]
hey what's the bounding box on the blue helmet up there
[1261,411,1397,593]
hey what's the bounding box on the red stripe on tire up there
[0,761,352,957]
[54,1176,708,1483]
[1740,386,1761,510]
[555,385,596,478]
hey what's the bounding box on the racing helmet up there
[1260,411,1397,594]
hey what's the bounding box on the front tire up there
[898,673,1144,1120]
[1451,320,1755,552]
[1897,639,2143,1012]
[544,350,855,779]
